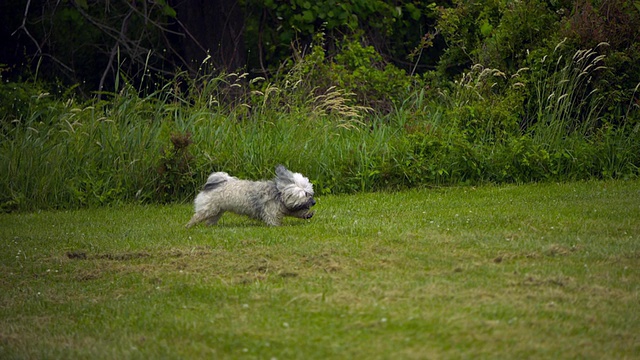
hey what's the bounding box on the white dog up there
[186,165,315,227]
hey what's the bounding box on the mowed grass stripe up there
[1,180,638,359]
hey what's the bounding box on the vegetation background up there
[1,0,639,211]
[1,2,639,358]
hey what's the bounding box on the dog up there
[186,165,315,227]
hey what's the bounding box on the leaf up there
[480,21,493,37]
[302,10,315,23]
[153,0,176,18]
[406,3,420,21]
[163,5,177,18]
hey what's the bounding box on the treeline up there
[2,1,639,99]
[1,0,639,211]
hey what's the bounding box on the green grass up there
[3,42,639,212]
[1,180,639,359]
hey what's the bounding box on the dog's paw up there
[303,211,315,219]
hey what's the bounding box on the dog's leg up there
[289,209,314,219]
[261,213,283,226]
[204,211,224,226]
[186,208,221,228]
[185,213,205,228]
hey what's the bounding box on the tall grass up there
[523,41,640,179]
[0,68,391,211]
[395,40,640,184]
[1,44,638,212]
[530,40,609,147]
[0,90,166,210]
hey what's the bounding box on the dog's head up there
[274,165,316,211]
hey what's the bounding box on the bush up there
[1,38,639,212]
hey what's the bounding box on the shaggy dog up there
[186,165,315,227]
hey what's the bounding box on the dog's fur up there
[186,165,315,227]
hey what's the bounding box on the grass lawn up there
[1,180,638,359]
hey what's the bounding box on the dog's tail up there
[202,172,236,191]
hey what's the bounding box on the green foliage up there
[331,40,413,111]
[244,0,441,75]
[479,0,559,71]
[274,34,416,112]
[437,64,524,144]
[2,35,640,212]
[0,81,61,123]
[155,132,197,203]
[435,0,560,77]
[525,40,609,145]
[597,47,640,125]
[0,83,165,211]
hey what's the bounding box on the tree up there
[168,0,246,72]
[2,0,247,93]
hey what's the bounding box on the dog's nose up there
[310,198,316,206]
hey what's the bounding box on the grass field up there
[1,180,639,359]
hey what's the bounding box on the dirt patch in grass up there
[66,250,150,261]
[302,252,344,273]
[543,244,580,257]
[519,275,575,287]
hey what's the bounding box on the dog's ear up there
[275,165,314,197]
[275,165,293,181]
